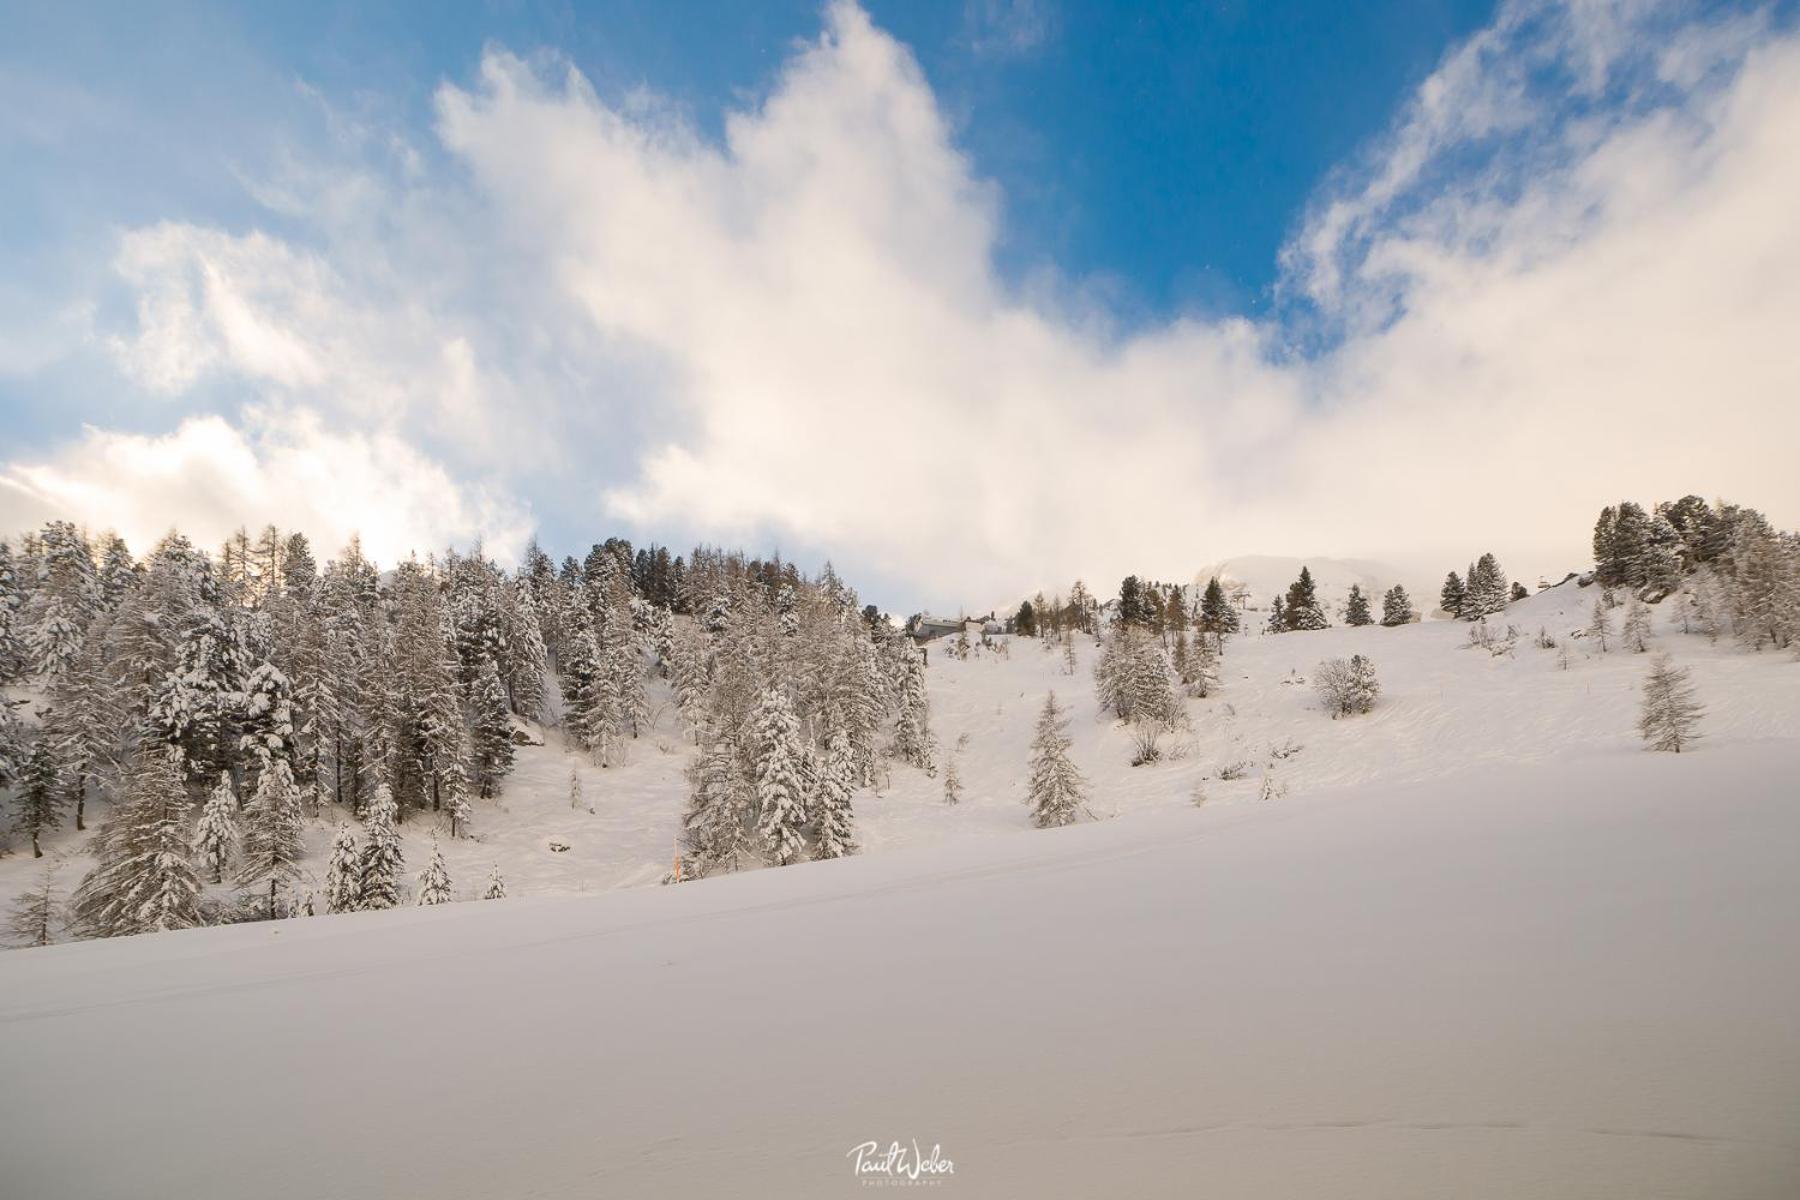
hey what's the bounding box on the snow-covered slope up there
[5,581,1799,918]
[2,738,1797,1198]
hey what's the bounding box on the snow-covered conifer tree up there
[13,738,64,858]
[237,757,305,919]
[682,733,751,873]
[325,824,361,913]
[357,784,404,910]
[416,838,452,905]
[1380,585,1414,627]
[891,638,933,771]
[753,689,809,866]
[1283,567,1328,630]
[483,863,507,900]
[1440,572,1466,618]
[1344,585,1372,627]
[192,779,239,884]
[470,659,516,799]
[942,752,962,805]
[815,724,859,858]
[72,750,200,938]
[1637,655,1703,752]
[1026,692,1088,829]
[1314,655,1379,718]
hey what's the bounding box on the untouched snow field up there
[2,579,1799,1196]
[1,744,1797,1197]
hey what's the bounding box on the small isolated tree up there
[10,870,60,947]
[1380,585,1414,627]
[358,784,404,910]
[1315,655,1379,718]
[416,838,452,905]
[1344,585,1372,627]
[567,765,584,811]
[1587,596,1613,653]
[483,863,507,900]
[1637,655,1703,753]
[325,824,361,913]
[1026,692,1088,829]
[942,753,962,805]
[192,778,239,884]
[1621,595,1652,653]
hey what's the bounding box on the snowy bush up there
[1314,656,1379,718]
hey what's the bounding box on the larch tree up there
[1637,655,1704,752]
[1620,595,1652,652]
[10,869,60,948]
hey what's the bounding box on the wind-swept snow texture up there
[2,749,1798,1196]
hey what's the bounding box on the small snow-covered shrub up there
[1314,655,1379,718]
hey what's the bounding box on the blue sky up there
[2,0,1797,612]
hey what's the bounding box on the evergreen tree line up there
[0,521,929,939]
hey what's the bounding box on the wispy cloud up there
[2,0,1797,607]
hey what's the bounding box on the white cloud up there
[8,0,1800,608]
[0,410,531,565]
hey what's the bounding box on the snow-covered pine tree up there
[416,838,452,905]
[1283,567,1328,630]
[1464,554,1509,620]
[1026,692,1088,829]
[192,778,239,884]
[1587,596,1613,652]
[1620,595,1652,652]
[1380,585,1414,627]
[501,580,548,721]
[237,661,296,802]
[891,637,933,771]
[325,824,361,913]
[1637,655,1703,752]
[753,688,809,866]
[72,750,201,938]
[483,863,507,900]
[470,658,515,799]
[357,784,404,910]
[1344,585,1372,626]
[28,596,83,680]
[815,723,859,858]
[237,756,305,919]
[1440,572,1466,619]
[682,732,752,874]
[13,738,64,858]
